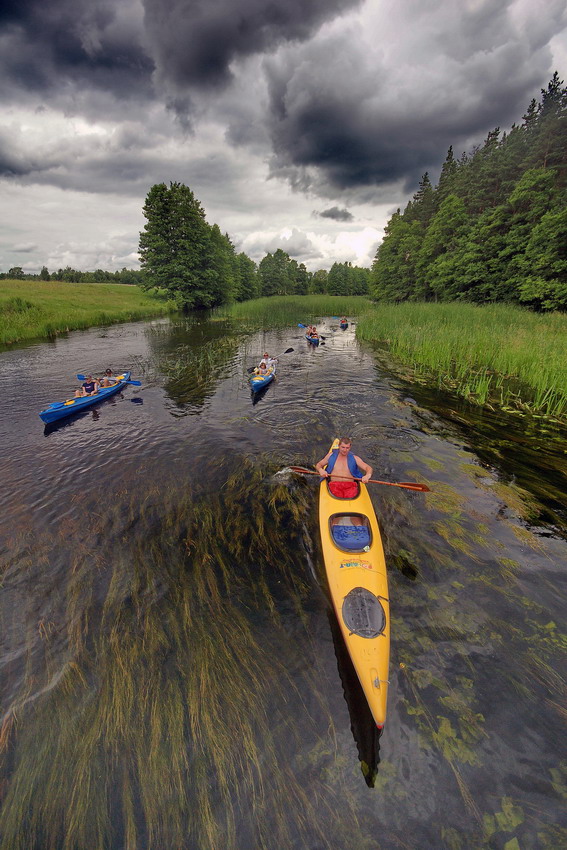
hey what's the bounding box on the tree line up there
[371,73,567,311]
[138,181,370,307]
[0,266,145,284]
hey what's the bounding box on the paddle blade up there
[298,323,306,328]
[76,374,86,380]
[283,347,294,354]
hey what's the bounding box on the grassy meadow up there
[0,280,176,345]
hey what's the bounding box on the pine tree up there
[518,208,567,310]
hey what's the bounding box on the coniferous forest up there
[371,73,566,311]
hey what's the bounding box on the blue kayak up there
[250,364,276,393]
[39,372,132,423]
[305,334,320,346]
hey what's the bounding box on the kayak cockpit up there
[330,513,372,552]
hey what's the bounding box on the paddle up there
[288,466,430,493]
[246,348,294,374]
[76,374,142,386]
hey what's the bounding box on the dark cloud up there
[143,0,363,95]
[264,2,565,195]
[0,0,154,105]
[315,206,354,221]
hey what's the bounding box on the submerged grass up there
[0,462,366,850]
[0,280,177,345]
[356,302,567,420]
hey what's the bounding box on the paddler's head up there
[338,437,352,454]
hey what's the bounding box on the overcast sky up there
[1,0,566,273]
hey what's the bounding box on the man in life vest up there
[315,437,372,498]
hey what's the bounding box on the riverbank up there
[356,302,567,421]
[0,279,177,345]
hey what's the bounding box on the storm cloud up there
[142,0,363,94]
[0,0,565,272]
[315,207,354,222]
[263,0,567,195]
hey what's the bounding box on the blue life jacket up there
[326,449,362,478]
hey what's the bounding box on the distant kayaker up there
[80,375,99,396]
[315,437,372,498]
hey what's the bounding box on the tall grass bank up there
[218,295,372,328]
[0,280,176,345]
[356,302,567,420]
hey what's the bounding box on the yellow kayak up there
[318,439,390,730]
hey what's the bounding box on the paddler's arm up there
[354,454,372,483]
[315,451,332,477]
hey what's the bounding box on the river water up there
[0,315,565,850]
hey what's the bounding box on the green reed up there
[216,295,372,329]
[0,280,176,345]
[356,302,567,420]
[0,462,366,850]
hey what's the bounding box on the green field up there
[0,279,177,345]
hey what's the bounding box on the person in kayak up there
[80,375,99,396]
[99,368,114,387]
[316,437,372,498]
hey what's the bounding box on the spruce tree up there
[139,182,217,309]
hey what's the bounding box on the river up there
[0,314,565,850]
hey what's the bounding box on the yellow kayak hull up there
[318,442,390,728]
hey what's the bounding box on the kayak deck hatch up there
[342,587,387,639]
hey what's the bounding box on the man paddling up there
[315,437,372,498]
